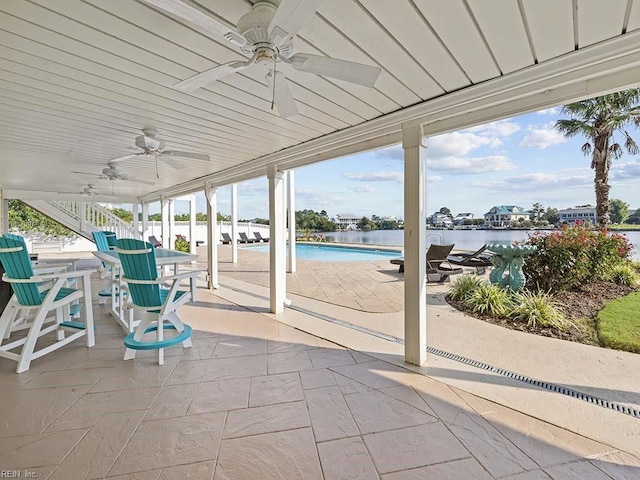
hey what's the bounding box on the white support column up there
[189,193,197,255]
[168,199,176,250]
[161,198,170,248]
[141,202,150,242]
[231,184,238,263]
[79,202,87,235]
[132,202,140,238]
[287,170,296,273]
[268,165,286,314]
[0,188,7,235]
[403,122,427,366]
[205,184,219,289]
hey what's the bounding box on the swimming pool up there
[242,243,401,262]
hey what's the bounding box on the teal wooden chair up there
[115,238,198,365]
[92,230,119,305]
[103,230,117,249]
[0,236,95,373]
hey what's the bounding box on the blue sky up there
[162,106,640,220]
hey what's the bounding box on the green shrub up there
[174,236,190,252]
[463,282,511,317]
[608,264,639,286]
[449,275,483,301]
[510,290,570,330]
[523,224,632,292]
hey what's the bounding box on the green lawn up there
[597,291,640,353]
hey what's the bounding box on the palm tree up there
[555,88,640,227]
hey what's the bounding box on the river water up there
[322,229,640,260]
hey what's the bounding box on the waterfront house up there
[558,205,598,225]
[484,205,529,228]
[428,212,453,228]
[335,213,362,230]
[453,212,475,226]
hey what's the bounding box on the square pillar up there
[0,189,7,235]
[161,198,170,249]
[141,202,150,241]
[205,184,219,289]
[268,165,286,314]
[189,193,197,255]
[231,184,238,263]
[132,202,140,238]
[403,122,427,366]
[287,170,296,273]
[168,198,176,250]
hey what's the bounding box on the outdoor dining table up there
[93,248,198,332]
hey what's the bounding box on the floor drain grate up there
[220,284,640,419]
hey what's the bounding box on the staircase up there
[24,200,141,241]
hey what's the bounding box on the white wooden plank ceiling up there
[0,0,637,201]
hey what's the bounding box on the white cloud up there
[296,188,346,207]
[519,127,566,149]
[238,182,268,196]
[611,161,640,180]
[353,184,375,193]
[427,155,516,174]
[344,171,403,183]
[472,172,592,192]
[430,132,502,157]
[465,120,521,137]
[536,107,561,116]
[427,175,442,183]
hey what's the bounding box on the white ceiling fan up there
[72,161,156,186]
[141,0,382,118]
[55,184,102,197]
[107,127,210,170]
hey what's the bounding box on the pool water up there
[242,243,401,262]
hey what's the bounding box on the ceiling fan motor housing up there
[237,2,276,48]
[135,134,162,151]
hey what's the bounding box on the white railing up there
[47,201,140,239]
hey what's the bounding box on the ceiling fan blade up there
[265,71,298,118]
[71,171,103,178]
[139,0,248,51]
[269,0,325,46]
[123,177,156,186]
[161,150,210,161]
[157,155,186,170]
[288,53,381,87]
[108,154,138,163]
[173,60,252,91]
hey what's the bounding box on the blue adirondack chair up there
[0,236,95,373]
[103,230,117,249]
[115,238,198,365]
[93,230,119,304]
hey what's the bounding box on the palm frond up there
[610,143,623,160]
[581,142,592,157]
[624,131,639,155]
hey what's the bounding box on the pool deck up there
[204,243,640,458]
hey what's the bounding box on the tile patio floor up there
[0,263,639,479]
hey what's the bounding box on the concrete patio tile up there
[380,457,493,480]
[202,354,267,382]
[108,412,225,476]
[106,470,161,480]
[333,372,374,394]
[345,389,437,434]
[411,378,473,423]
[145,383,199,420]
[0,429,87,470]
[317,437,379,480]
[457,392,616,467]
[0,385,92,437]
[159,460,215,479]
[165,359,209,385]
[331,360,427,389]
[363,423,470,474]
[212,336,267,358]
[304,386,359,442]
[48,410,145,480]
[46,387,159,431]
[348,349,377,363]
[502,470,552,479]
[222,401,310,439]
[215,428,322,480]
[249,372,303,407]
[544,460,613,479]
[89,356,180,393]
[308,348,356,368]
[590,450,640,479]
[22,367,111,389]
[267,350,314,374]
[188,378,250,415]
[300,368,338,390]
[180,337,219,360]
[378,385,437,417]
